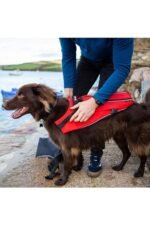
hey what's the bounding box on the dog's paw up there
[55,178,67,186]
[45,175,53,180]
[112,165,123,171]
[45,172,60,180]
[134,170,144,178]
[72,165,82,171]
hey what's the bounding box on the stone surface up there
[0,120,149,187]
[131,39,150,70]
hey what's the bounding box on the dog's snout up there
[1,104,5,110]
[1,101,8,109]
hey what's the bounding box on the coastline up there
[0,60,62,72]
[0,119,149,187]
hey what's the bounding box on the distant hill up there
[0,60,62,72]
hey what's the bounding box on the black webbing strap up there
[57,96,83,129]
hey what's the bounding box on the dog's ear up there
[31,84,56,113]
[24,84,38,101]
[31,86,39,96]
[32,84,55,98]
[38,97,51,113]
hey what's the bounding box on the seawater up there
[0,70,63,137]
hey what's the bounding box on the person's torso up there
[73,38,113,62]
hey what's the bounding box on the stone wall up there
[121,38,150,91]
[132,38,150,70]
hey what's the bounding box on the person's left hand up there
[70,97,98,122]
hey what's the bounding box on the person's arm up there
[93,38,134,104]
[59,38,77,90]
[70,38,134,122]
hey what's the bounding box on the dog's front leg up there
[55,149,73,186]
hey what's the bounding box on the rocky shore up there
[0,119,149,187]
[131,39,150,70]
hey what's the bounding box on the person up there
[59,38,134,177]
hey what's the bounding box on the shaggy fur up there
[3,83,150,186]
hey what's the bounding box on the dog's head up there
[2,83,57,121]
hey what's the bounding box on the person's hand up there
[64,88,73,98]
[70,97,98,122]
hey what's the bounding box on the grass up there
[0,61,62,72]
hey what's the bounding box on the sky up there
[0,38,62,65]
[0,38,81,65]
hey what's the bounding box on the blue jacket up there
[59,38,134,103]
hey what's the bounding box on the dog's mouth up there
[11,106,29,119]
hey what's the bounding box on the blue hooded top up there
[59,38,134,103]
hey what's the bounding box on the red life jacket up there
[55,92,134,134]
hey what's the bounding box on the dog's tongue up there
[11,107,28,119]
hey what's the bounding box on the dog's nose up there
[1,101,7,109]
[1,103,5,109]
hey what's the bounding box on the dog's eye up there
[17,93,24,99]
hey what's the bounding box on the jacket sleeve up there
[59,38,77,88]
[94,38,134,103]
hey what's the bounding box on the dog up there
[2,83,150,186]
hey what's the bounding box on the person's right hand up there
[64,88,73,98]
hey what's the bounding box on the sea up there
[0,70,63,137]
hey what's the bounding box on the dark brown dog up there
[2,83,150,186]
